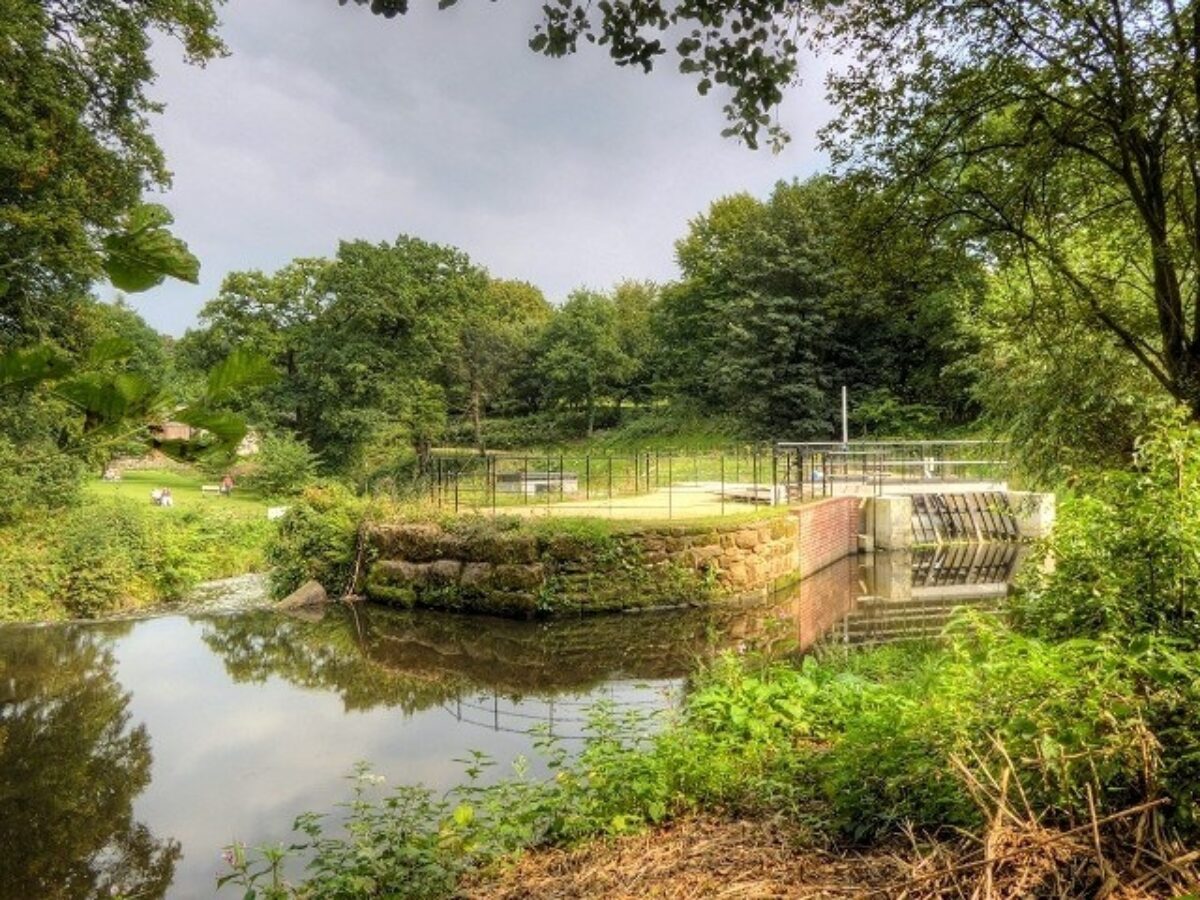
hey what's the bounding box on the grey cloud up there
[129,0,832,335]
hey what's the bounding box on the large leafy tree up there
[536,290,636,436]
[816,0,1200,420]
[1,0,221,346]
[445,278,551,452]
[659,176,980,438]
[660,181,836,436]
[176,259,332,432]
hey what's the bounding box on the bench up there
[201,485,222,494]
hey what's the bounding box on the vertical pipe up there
[841,385,848,446]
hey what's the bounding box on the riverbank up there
[0,470,274,622]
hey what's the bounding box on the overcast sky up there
[132,0,833,336]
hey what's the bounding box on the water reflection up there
[0,547,1024,898]
[822,543,1024,646]
[0,625,180,899]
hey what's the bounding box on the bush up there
[266,482,365,599]
[0,436,84,525]
[1013,412,1200,643]
[55,500,160,617]
[243,433,319,498]
[0,498,274,621]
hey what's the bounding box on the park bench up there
[201,484,222,494]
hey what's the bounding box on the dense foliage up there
[0,497,271,621]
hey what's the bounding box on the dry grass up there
[462,816,900,899]
[464,752,1200,900]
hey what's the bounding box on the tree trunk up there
[586,396,595,438]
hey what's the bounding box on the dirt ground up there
[462,813,1196,899]
[462,816,895,899]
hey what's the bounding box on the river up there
[0,545,1022,899]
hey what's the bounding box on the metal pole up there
[771,450,778,506]
[585,455,590,500]
[841,385,849,447]
[668,454,673,519]
[720,454,725,517]
[523,456,529,505]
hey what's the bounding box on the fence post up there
[720,453,725,517]
[608,456,613,517]
[771,449,778,506]
[668,453,673,520]
[585,455,590,500]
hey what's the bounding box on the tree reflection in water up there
[0,625,180,899]
[197,599,816,717]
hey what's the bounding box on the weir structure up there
[362,440,1052,617]
[774,439,1055,550]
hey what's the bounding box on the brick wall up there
[793,496,860,577]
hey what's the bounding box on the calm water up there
[0,546,1022,899]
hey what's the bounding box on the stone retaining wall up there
[364,498,861,618]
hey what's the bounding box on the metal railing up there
[410,440,1010,518]
[422,447,786,519]
[775,440,1010,498]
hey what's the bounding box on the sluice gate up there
[909,492,1020,544]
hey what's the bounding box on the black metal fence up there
[413,440,1010,519]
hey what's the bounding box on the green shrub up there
[243,433,319,498]
[1014,412,1200,642]
[0,497,274,621]
[55,500,159,617]
[0,436,84,525]
[267,482,365,599]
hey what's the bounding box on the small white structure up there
[496,471,579,496]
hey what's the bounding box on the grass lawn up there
[84,468,269,517]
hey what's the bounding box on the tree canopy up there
[1,0,222,346]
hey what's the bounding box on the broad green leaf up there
[0,344,73,390]
[174,406,249,453]
[102,203,200,292]
[204,348,277,403]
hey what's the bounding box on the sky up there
[133,0,833,336]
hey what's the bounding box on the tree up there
[176,259,332,432]
[658,176,980,438]
[536,290,634,436]
[816,0,1200,421]
[660,181,837,437]
[610,280,662,412]
[446,278,551,452]
[298,237,487,469]
[1,1,220,346]
[337,0,803,149]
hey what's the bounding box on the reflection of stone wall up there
[365,500,862,618]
